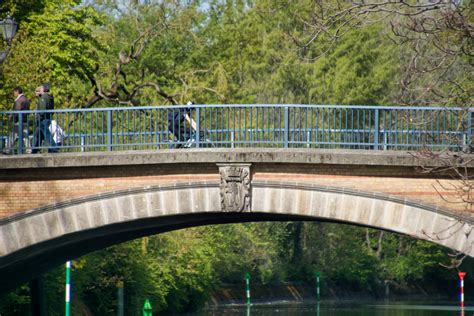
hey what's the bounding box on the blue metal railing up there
[0,105,472,154]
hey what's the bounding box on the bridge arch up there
[1,180,472,294]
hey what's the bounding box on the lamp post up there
[0,15,18,63]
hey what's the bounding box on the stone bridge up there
[0,148,473,294]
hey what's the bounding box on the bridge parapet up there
[1,105,472,154]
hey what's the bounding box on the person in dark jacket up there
[32,84,58,153]
[2,87,31,154]
[168,101,195,148]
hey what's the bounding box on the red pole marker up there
[458,272,466,309]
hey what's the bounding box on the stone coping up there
[1,148,472,169]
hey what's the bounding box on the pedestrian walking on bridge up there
[32,84,58,153]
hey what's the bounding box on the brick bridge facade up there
[0,148,473,294]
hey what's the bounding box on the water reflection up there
[179,301,473,316]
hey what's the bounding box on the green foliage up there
[0,284,30,315]
[0,0,104,109]
[0,0,470,314]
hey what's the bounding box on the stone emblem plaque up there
[217,163,251,212]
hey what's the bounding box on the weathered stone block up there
[339,194,355,222]
[309,192,327,218]
[1,223,19,253]
[266,188,281,214]
[250,187,265,212]
[207,187,221,212]
[115,195,134,221]
[353,197,373,225]
[324,193,340,219]
[58,206,78,234]
[25,216,49,246]
[160,190,178,215]
[295,189,312,216]
[0,228,6,256]
[101,198,120,224]
[146,191,164,216]
[281,189,296,215]
[88,201,107,227]
[368,199,385,228]
[176,189,192,214]
[132,194,149,218]
[415,210,438,241]
[382,201,405,232]
[399,205,421,236]
[42,211,64,238]
[73,204,92,231]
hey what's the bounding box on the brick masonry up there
[0,149,472,219]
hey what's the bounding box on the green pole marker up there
[65,261,71,316]
[142,298,152,316]
[315,272,321,301]
[245,272,251,305]
[117,281,124,316]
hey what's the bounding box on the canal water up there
[175,301,473,315]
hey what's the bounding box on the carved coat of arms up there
[217,164,251,212]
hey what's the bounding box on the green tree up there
[0,0,104,109]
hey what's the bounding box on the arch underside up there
[0,180,472,295]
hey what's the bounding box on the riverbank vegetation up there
[0,0,472,315]
[1,223,473,314]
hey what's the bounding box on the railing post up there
[195,107,200,148]
[284,106,289,148]
[107,110,113,151]
[374,108,380,150]
[466,109,472,153]
[231,131,235,148]
[18,113,24,154]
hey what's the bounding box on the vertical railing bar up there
[17,113,23,154]
[255,107,258,145]
[95,109,98,150]
[233,107,236,147]
[374,108,380,150]
[195,107,200,148]
[456,109,460,149]
[406,109,410,149]
[332,108,336,148]
[381,109,385,150]
[344,109,348,148]
[107,110,112,151]
[236,106,240,147]
[252,106,254,146]
[357,109,360,149]
[361,110,365,149]
[154,109,158,148]
[284,106,289,148]
[306,107,310,147]
[87,111,91,151]
[437,109,441,147]
[321,109,325,147]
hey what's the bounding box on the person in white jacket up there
[49,120,64,147]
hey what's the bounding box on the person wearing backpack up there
[168,101,196,148]
[49,120,64,147]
